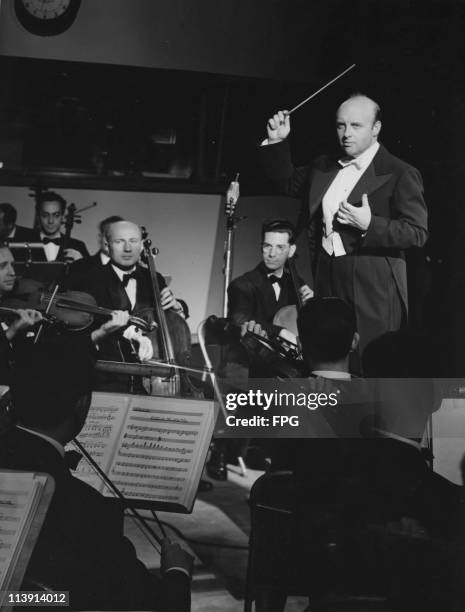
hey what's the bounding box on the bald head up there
[106,221,141,241]
[336,94,382,158]
[338,95,380,123]
[105,221,143,270]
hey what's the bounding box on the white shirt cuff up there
[260,138,283,146]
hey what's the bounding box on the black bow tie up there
[268,274,283,286]
[42,237,62,246]
[121,270,138,287]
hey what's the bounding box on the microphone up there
[225,173,240,215]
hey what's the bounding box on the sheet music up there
[0,473,45,590]
[72,393,130,492]
[105,396,214,508]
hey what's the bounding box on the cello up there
[239,255,309,377]
[272,255,305,340]
[140,230,194,396]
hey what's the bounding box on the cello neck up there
[142,237,177,365]
[287,257,304,309]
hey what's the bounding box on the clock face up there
[15,0,81,36]
[22,0,72,20]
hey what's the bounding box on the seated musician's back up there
[0,337,193,611]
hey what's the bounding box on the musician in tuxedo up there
[0,244,42,384]
[259,94,428,355]
[208,220,313,476]
[75,220,185,391]
[0,202,40,262]
[66,215,124,285]
[227,218,312,349]
[0,202,37,242]
[0,338,193,610]
[34,191,89,262]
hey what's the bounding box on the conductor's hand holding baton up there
[266,110,291,144]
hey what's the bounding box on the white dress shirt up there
[322,141,379,256]
[40,232,61,262]
[267,271,283,300]
[99,252,110,265]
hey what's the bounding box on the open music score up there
[69,393,217,513]
[0,471,54,608]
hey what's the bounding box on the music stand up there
[0,470,55,612]
[14,261,67,287]
[7,242,44,265]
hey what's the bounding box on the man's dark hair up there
[0,203,17,226]
[261,218,296,244]
[36,191,67,214]
[98,215,124,235]
[298,297,356,363]
[10,337,96,428]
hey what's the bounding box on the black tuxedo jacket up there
[74,263,166,366]
[80,261,166,314]
[65,252,106,288]
[27,231,90,262]
[0,426,190,611]
[259,141,428,348]
[227,262,300,338]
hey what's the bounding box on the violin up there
[0,305,54,326]
[3,285,155,333]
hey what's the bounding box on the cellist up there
[208,219,313,478]
[224,218,312,378]
[73,220,186,392]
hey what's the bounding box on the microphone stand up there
[222,173,245,318]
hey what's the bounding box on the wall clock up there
[15,0,81,36]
